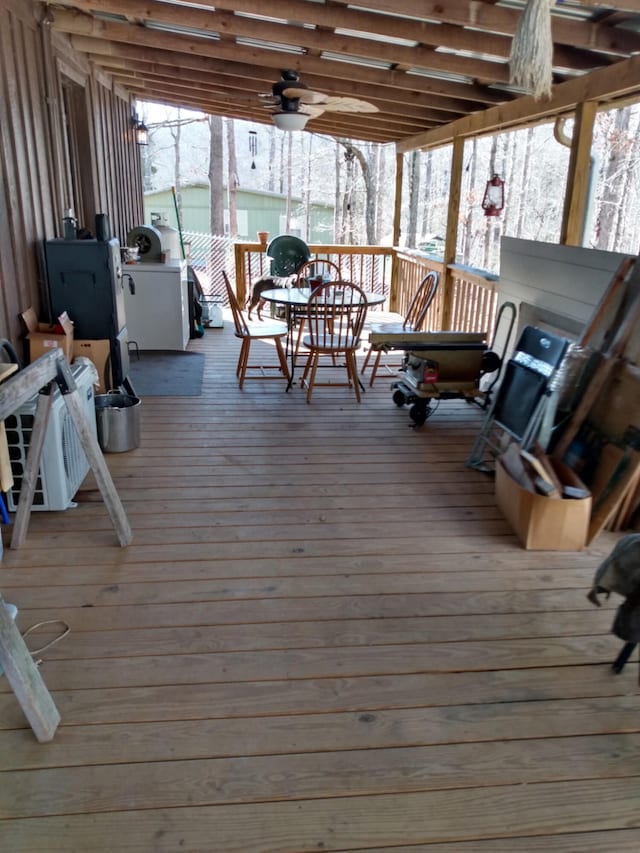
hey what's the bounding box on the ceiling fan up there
[259,70,379,131]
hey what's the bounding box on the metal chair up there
[361,271,439,387]
[300,281,368,403]
[222,271,290,389]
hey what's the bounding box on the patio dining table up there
[260,286,386,390]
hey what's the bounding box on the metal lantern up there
[482,174,505,217]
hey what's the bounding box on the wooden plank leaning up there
[553,258,640,461]
[0,348,132,548]
[0,594,60,742]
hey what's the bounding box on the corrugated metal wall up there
[0,0,143,348]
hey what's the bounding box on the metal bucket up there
[95,393,141,453]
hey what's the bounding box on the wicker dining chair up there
[361,270,439,387]
[300,281,368,403]
[222,271,290,389]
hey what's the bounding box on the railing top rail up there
[234,242,393,256]
[448,263,499,286]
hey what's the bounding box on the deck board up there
[0,319,636,851]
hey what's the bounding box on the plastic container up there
[95,393,141,453]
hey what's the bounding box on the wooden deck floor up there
[1,321,639,851]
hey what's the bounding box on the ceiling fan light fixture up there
[272,111,309,131]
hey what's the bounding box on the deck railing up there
[394,250,498,337]
[199,241,500,336]
[233,243,394,306]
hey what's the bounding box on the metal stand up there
[466,390,554,473]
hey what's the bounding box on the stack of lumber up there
[551,256,640,543]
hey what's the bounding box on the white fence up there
[184,231,234,301]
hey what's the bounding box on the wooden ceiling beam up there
[76,36,476,117]
[87,54,458,126]
[112,72,434,136]
[52,10,510,106]
[397,53,640,152]
[44,1,515,83]
[560,1,640,13]
[118,84,399,143]
[51,0,640,56]
[41,0,516,63]
[333,0,640,54]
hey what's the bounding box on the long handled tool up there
[171,185,186,260]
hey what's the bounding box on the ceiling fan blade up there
[321,96,379,114]
[283,88,378,113]
[300,104,325,119]
[282,87,327,105]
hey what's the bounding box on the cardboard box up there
[495,455,592,551]
[73,339,111,394]
[22,308,74,363]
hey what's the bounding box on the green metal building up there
[144,184,335,242]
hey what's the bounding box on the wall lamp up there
[131,114,149,146]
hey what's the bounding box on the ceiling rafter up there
[74,37,475,116]
[91,55,457,125]
[47,0,611,71]
[42,1,640,147]
[332,0,640,53]
[51,4,519,86]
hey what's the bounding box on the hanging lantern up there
[482,174,505,217]
[249,130,258,169]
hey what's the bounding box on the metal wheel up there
[409,403,429,426]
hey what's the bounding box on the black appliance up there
[492,325,569,440]
[44,238,130,388]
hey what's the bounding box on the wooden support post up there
[234,241,247,306]
[389,151,405,313]
[440,136,464,331]
[0,595,61,742]
[560,100,597,247]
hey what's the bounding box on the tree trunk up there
[595,108,631,251]
[374,144,384,243]
[406,150,420,249]
[337,140,376,244]
[225,119,238,238]
[208,116,224,236]
[304,134,313,241]
[268,127,277,193]
[285,132,293,232]
[334,143,342,243]
[482,135,499,270]
[171,110,182,219]
[342,145,355,245]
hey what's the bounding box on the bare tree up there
[406,150,420,249]
[304,134,313,240]
[336,139,376,244]
[208,116,224,236]
[225,119,239,238]
[595,108,631,251]
[169,109,182,217]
